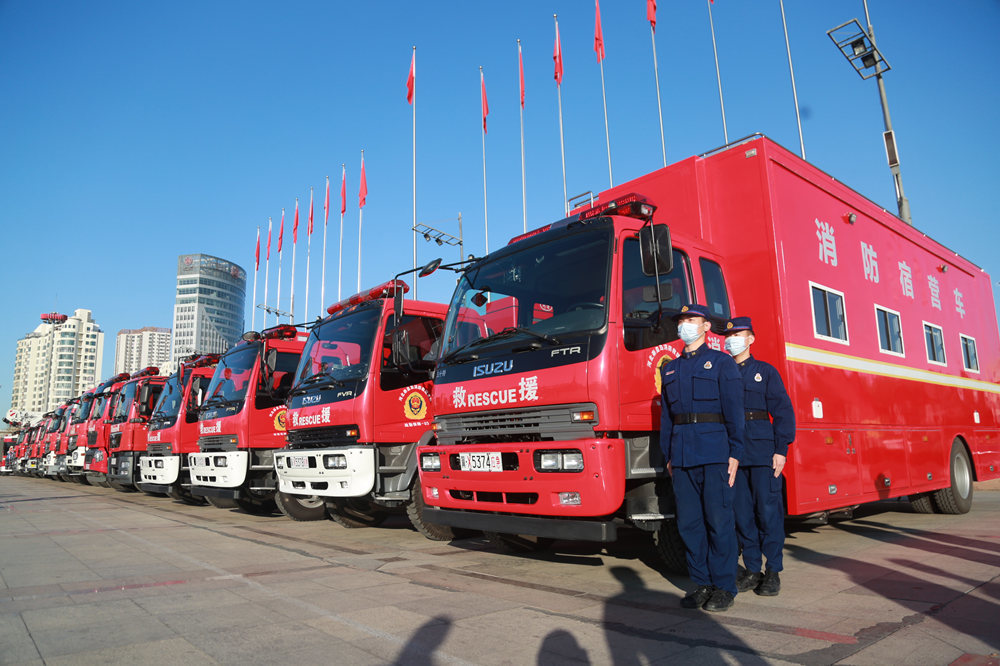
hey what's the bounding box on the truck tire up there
[406,477,463,541]
[206,495,239,509]
[166,486,208,506]
[235,496,278,516]
[932,440,974,515]
[275,492,327,521]
[484,532,554,553]
[908,492,936,514]
[327,498,388,528]
[653,519,689,575]
[86,474,110,488]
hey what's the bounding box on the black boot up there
[736,567,762,593]
[703,587,735,612]
[680,585,715,609]
[755,569,781,596]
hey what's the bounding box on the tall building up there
[170,254,247,362]
[10,308,105,415]
[114,326,171,375]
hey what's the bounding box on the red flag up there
[481,69,489,134]
[324,176,330,226]
[308,189,314,236]
[266,221,272,260]
[255,228,260,271]
[359,158,367,209]
[594,0,605,62]
[406,51,415,104]
[553,21,563,84]
[278,210,284,252]
[647,0,656,32]
[340,167,346,215]
[518,42,525,108]
[293,199,299,244]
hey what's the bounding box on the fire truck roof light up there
[262,324,298,340]
[326,280,410,315]
[577,193,656,222]
[131,366,159,379]
[188,354,221,368]
[507,225,552,246]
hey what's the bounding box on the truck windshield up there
[294,306,381,388]
[46,409,66,433]
[440,226,612,358]
[151,372,184,421]
[72,396,94,424]
[202,345,259,408]
[111,382,138,423]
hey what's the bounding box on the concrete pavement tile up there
[156,601,280,635]
[789,589,935,618]
[29,614,177,659]
[835,623,966,666]
[43,636,217,666]
[304,614,373,643]
[183,620,341,663]
[21,599,145,632]
[920,613,1000,653]
[394,590,523,621]
[0,595,75,613]
[338,605,450,636]
[279,640,385,666]
[133,588,249,615]
[0,611,43,663]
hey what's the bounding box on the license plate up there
[289,456,308,469]
[459,452,502,472]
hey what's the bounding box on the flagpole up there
[358,149,365,293]
[321,176,329,315]
[554,15,568,216]
[305,188,313,321]
[707,0,728,144]
[251,226,259,332]
[518,39,527,233]
[778,0,805,159]
[480,66,490,254]
[290,198,298,324]
[263,218,272,330]
[411,46,418,300]
[595,1,612,188]
[649,16,666,166]
[338,165,345,301]
[276,211,284,327]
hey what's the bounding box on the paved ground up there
[1,477,998,665]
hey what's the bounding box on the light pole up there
[827,3,912,225]
[413,213,465,265]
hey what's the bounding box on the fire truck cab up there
[84,373,131,487]
[66,389,97,481]
[274,279,452,534]
[106,367,166,491]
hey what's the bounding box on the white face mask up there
[725,336,749,356]
[678,321,702,345]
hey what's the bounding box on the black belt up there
[672,413,724,425]
[745,410,770,421]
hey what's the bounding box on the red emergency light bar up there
[188,354,221,368]
[577,193,656,222]
[507,224,553,246]
[262,324,298,340]
[131,366,159,379]
[326,280,410,315]
[108,372,131,384]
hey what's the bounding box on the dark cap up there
[724,316,754,334]
[673,303,712,321]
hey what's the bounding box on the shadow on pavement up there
[392,614,452,665]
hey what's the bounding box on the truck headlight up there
[539,452,561,470]
[213,456,228,467]
[323,454,347,470]
[420,453,441,472]
[535,449,584,473]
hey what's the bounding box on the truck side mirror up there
[393,288,404,323]
[639,224,673,276]
[418,257,442,278]
[265,348,278,374]
[392,328,411,370]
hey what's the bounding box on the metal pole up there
[863,1,911,225]
[707,0,728,144]
[275,210,283,326]
[263,218,271,330]
[412,46,418,300]
[305,188,312,321]
[518,39,527,233]
[779,0,805,159]
[650,23,666,167]
[359,150,365,293]
[457,212,464,262]
[599,57,613,188]
[555,15,568,216]
[251,226,258,331]
[481,66,489,255]
[321,177,328,316]
[338,165,345,301]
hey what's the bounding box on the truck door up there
[374,314,443,443]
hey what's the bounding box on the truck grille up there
[87,431,97,447]
[198,435,237,452]
[146,441,172,456]
[286,425,360,450]
[109,432,123,450]
[434,403,598,445]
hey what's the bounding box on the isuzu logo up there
[473,360,513,378]
[302,395,322,405]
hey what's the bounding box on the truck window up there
[923,323,946,366]
[875,305,904,356]
[111,382,138,423]
[621,239,691,351]
[811,283,848,343]
[698,258,731,328]
[381,315,444,391]
[960,335,979,372]
[256,351,301,409]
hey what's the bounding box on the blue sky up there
[1,1,999,410]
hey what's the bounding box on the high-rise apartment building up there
[10,308,105,415]
[170,254,247,362]
[114,326,171,375]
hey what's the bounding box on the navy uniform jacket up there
[737,355,796,466]
[660,346,745,467]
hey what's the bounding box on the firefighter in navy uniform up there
[723,316,795,597]
[660,304,745,612]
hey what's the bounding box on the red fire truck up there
[65,389,97,482]
[84,372,138,487]
[273,278,453,533]
[106,367,166,491]
[416,135,1000,562]
[138,354,219,504]
[41,406,69,478]
[188,325,311,515]
[52,397,82,481]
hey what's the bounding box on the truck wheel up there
[77,476,91,486]
[908,492,936,514]
[275,492,327,521]
[932,440,974,515]
[205,496,239,509]
[166,486,208,506]
[484,532,554,553]
[653,519,689,575]
[327,498,388,528]
[85,474,110,488]
[406,477,460,541]
[235,496,278,516]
